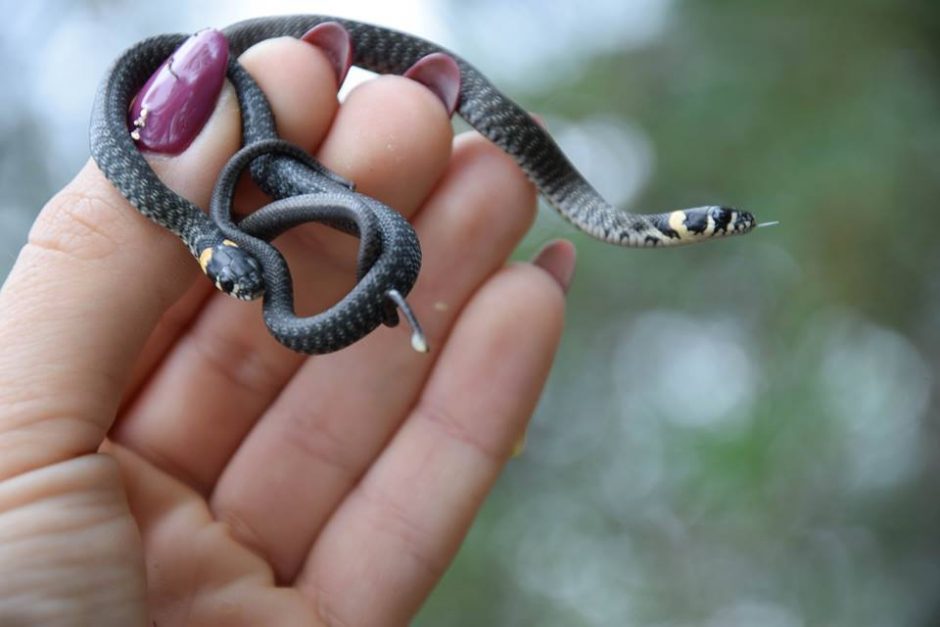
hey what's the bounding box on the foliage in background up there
[419,1,940,625]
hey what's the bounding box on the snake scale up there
[89,15,757,355]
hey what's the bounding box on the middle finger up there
[212,131,537,583]
[115,39,453,491]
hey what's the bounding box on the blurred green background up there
[3,0,939,625]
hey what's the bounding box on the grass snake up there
[89,15,758,355]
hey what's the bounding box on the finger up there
[104,442,320,627]
[116,58,454,491]
[110,35,344,484]
[124,33,344,388]
[122,279,213,410]
[530,238,577,293]
[0,30,244,481]
[211,132,536,582]
[300,260,569,626]
[124,32,347,398]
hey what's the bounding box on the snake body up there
[89,15,756,354]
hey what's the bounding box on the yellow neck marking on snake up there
[198,247,213,273]
[199,240,240,274]
[668,210,717,241]
[667,211,690,239]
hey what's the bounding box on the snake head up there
[712,205,756,234]
[663,206,756,242]
[199,241,264,300]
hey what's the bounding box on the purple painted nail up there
[301,22,353,86]
[404,52,461,117]
[128,29,229,155]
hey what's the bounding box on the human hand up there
[0,31,574,626]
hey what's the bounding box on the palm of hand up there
[0,35,570,626]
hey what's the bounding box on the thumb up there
[0,29,240,481]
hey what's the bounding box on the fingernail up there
[301,22,353,86]
[532,240,576,293]
[404,52,461,117]
[128,29,228,155]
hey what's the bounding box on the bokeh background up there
[3,0,939,625]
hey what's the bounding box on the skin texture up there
[0,37,573,626]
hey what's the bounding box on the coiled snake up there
[89,15,758,355]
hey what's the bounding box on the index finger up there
[0,31,248,481]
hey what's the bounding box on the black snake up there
[89,15,758,355]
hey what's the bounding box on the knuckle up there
[213,505,271,564]
[358,479,448,579]
[279,407,361,482]
[29,187,137,262]
[187,316,290,397]
[315,603,352,627]
[411,398,503,464]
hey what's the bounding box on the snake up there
[89,15,758,355]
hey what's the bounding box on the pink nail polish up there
[128,29,229,155]
[301,22,353,86]
[404,52,461,117]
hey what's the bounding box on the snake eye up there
[202,242,264,300]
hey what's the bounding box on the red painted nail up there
[404,52,461,117]
[128,29,229,155]
[301,22,353,86]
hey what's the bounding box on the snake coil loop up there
[208,139,427,353]
[90,15,760,356]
